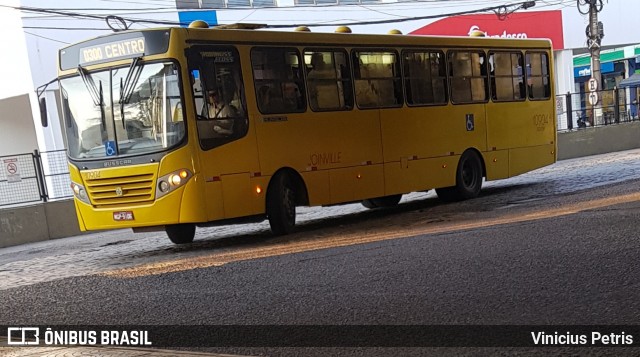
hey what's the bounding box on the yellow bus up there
[51,21,556,244]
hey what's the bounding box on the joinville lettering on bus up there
[310,152,342,166]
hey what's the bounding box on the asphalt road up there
[2,151,640,356]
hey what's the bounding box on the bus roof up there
[59,24,552,72]
[179,25,553,50]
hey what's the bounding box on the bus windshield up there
[60,61,185,160]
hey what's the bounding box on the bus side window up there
[449,50,488,104]
[490,51,525,101]
[251,47,306,114]
[353,50,402,109]
[304,49,353,111]
[526,52,551,100]
[403,50,448,106]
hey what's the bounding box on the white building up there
[2,0,638,157]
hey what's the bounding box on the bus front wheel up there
[267,173,296,235]
[165,223,196,244]
[436,150,483,202]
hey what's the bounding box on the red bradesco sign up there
[410,10,564,50]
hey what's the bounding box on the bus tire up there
[362,194,402,209]
[436,150,483,202]
[267,173,296,235]
[165,223,196,244]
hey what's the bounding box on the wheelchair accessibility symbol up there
[466,114,475,132]
[105,141,116,156]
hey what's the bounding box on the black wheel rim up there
[461,158,478,189]
[283,186,295,222]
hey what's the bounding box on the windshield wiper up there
[119,57,143,128]
[98,81,105,130]
[78,65,106,129]
[78,65,101,106]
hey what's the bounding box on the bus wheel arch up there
[165,223,196,244]
[265,168,309,235]
[436,148,485,202]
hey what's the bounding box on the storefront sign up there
[410,10,565,50]
[574,62,614,77]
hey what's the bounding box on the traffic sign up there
[588,78,598,92]
[588,91,599,105]
[3,157,21,183]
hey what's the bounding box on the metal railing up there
[0,149,72,207]
[556,86,640,131]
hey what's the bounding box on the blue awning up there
[619,73,640,88]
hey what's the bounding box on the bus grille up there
[86,173,155,207]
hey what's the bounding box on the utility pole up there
[578,0,605,125]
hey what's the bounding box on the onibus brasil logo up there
[6,327,152,346]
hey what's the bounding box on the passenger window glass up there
[489,51,525,101]
[352,50,403,109]
[526,52,551,100]
[303,49,353,111]
[403,50,447,105]
[251,47,306,114]
[449,51,488,104]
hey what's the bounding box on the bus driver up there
[206,90,236,135]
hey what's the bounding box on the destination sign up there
[79,37,145,65]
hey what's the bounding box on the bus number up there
[533,114,550,131]
[82,48,104,63]
[85,170,101,180]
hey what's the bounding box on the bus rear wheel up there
[436,150,483,202]
[165,223,196,244]
[362,194,402,209]
[267,173,296,235]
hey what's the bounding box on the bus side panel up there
[203,180,225,221]
[329,164,384,203]
[220,173,266,218]
[482,149,510,180]
[383,156,458,195]
[486,100,555,149]
[379,104,486,194]
[301,170,331,206]
[486,102,518,150]
[509,144,556,177]
[254,110,384,205]
[486,98,556,179]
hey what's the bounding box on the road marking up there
[102,191,640,278]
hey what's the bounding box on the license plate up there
[113,211,135,221]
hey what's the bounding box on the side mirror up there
[172,102,183,122]
[39,97,48,127]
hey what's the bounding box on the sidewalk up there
[0,337,250,357]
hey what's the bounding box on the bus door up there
[186,45,261,220]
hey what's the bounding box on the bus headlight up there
[169,173,182,186]
[157,169,192,199]
[159,181,171,193]
[70,182,90,204]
